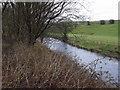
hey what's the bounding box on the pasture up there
[68,21,119,58]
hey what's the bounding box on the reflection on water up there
[39,38,119,83]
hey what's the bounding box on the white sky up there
[87,0,120,21]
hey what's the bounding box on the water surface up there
[39,38,119,83]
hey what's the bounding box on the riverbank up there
[67,41,119,60]
[47,21,119,59]
[67,21,119,59]
[2,41,114,88]
[48,36,119,60]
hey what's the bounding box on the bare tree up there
[2,1,89,45]
[53,17,78,42]
[17,2,68,44]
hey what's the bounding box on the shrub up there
[3,42,110,88]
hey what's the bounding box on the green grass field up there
[68,21,119,58]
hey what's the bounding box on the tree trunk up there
[28,27,35,45]
[63,32,68,42]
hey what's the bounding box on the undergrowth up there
[2,42,113,88]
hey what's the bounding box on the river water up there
[39,38,119,84]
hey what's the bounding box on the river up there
[38,38,119,84]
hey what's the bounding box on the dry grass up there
[2,42,111,88]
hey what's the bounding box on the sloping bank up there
[67,41,119,60]
[3,42,113,88]
[52,37,119,60]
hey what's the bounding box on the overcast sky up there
[87,0,119,21]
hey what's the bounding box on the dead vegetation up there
[2,42,111,88]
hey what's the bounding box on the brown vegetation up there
[3,42,110,88]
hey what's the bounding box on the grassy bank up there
[68,21,119,58]
[2,42,114,88]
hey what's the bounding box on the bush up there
[3,42,110,88]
